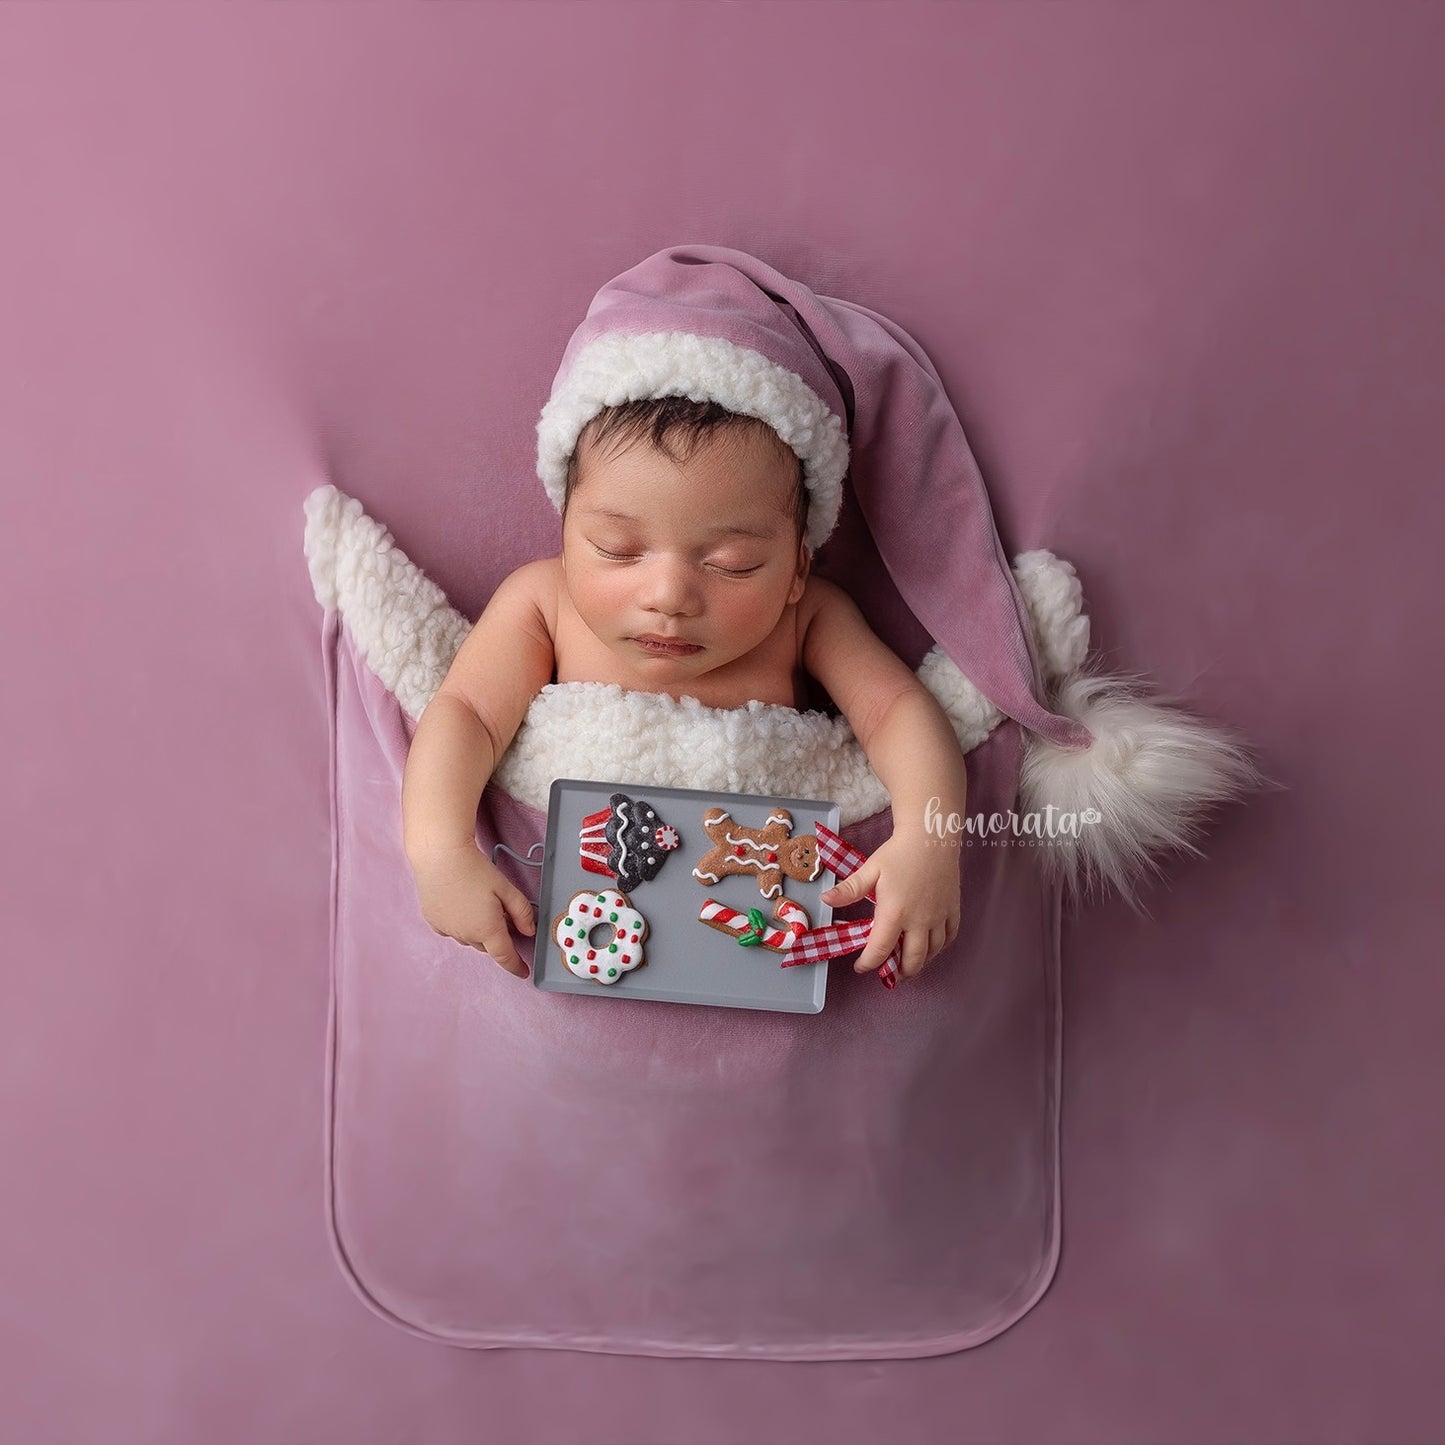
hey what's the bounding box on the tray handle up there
[490,841,545,911]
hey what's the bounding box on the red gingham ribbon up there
[779,824,900,988]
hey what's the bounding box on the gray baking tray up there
[531,778,840,1014]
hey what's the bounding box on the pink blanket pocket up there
[307,481,1252,1358]
[321,599,1065,1359]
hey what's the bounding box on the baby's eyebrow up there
[583,507,776,541]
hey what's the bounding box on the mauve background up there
[3,4,1440,1443]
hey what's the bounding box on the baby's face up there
[561,427,809,683]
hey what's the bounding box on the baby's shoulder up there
[506,555,563,591]
[795,573,855,636]
[498,556,563,635]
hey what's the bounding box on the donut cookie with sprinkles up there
[691,808,822,901]
[552,887,649,985]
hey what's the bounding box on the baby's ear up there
[789,542,812,601]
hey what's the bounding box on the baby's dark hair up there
[562,396,810,548]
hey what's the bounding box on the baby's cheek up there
[711,585,779,635]
[578,574,632,623]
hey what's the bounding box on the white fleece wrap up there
[535,331,850,552]
[303,485,1260,910]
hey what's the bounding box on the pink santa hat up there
[535,243,1260,907]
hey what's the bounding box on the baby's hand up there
[820,832,962,984]
[408,844,536,979]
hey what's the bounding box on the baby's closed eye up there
[589,540,762,577]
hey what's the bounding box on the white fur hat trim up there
[535,331,850,552]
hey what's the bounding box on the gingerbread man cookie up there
[690,808,822,901]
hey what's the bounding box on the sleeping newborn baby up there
[402,396,967,984]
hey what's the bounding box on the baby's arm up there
[401,561,557,976]
[800,578,967,980]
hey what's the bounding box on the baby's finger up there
[502,886,536,937]
[853,913,903,974]
[823,860,880,907]
[898,928,930,980]
[479,930,529,979]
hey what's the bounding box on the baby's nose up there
[641,558,700,615]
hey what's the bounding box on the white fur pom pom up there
[1019,666,1265,913]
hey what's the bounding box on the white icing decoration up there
[718,832,790,893]
[613,798,632,878]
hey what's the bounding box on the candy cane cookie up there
[697,896,811,954]
[552,887,648,985]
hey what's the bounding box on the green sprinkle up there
[609,912,618,922]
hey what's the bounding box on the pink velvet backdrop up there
[4,4,1441,1443]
